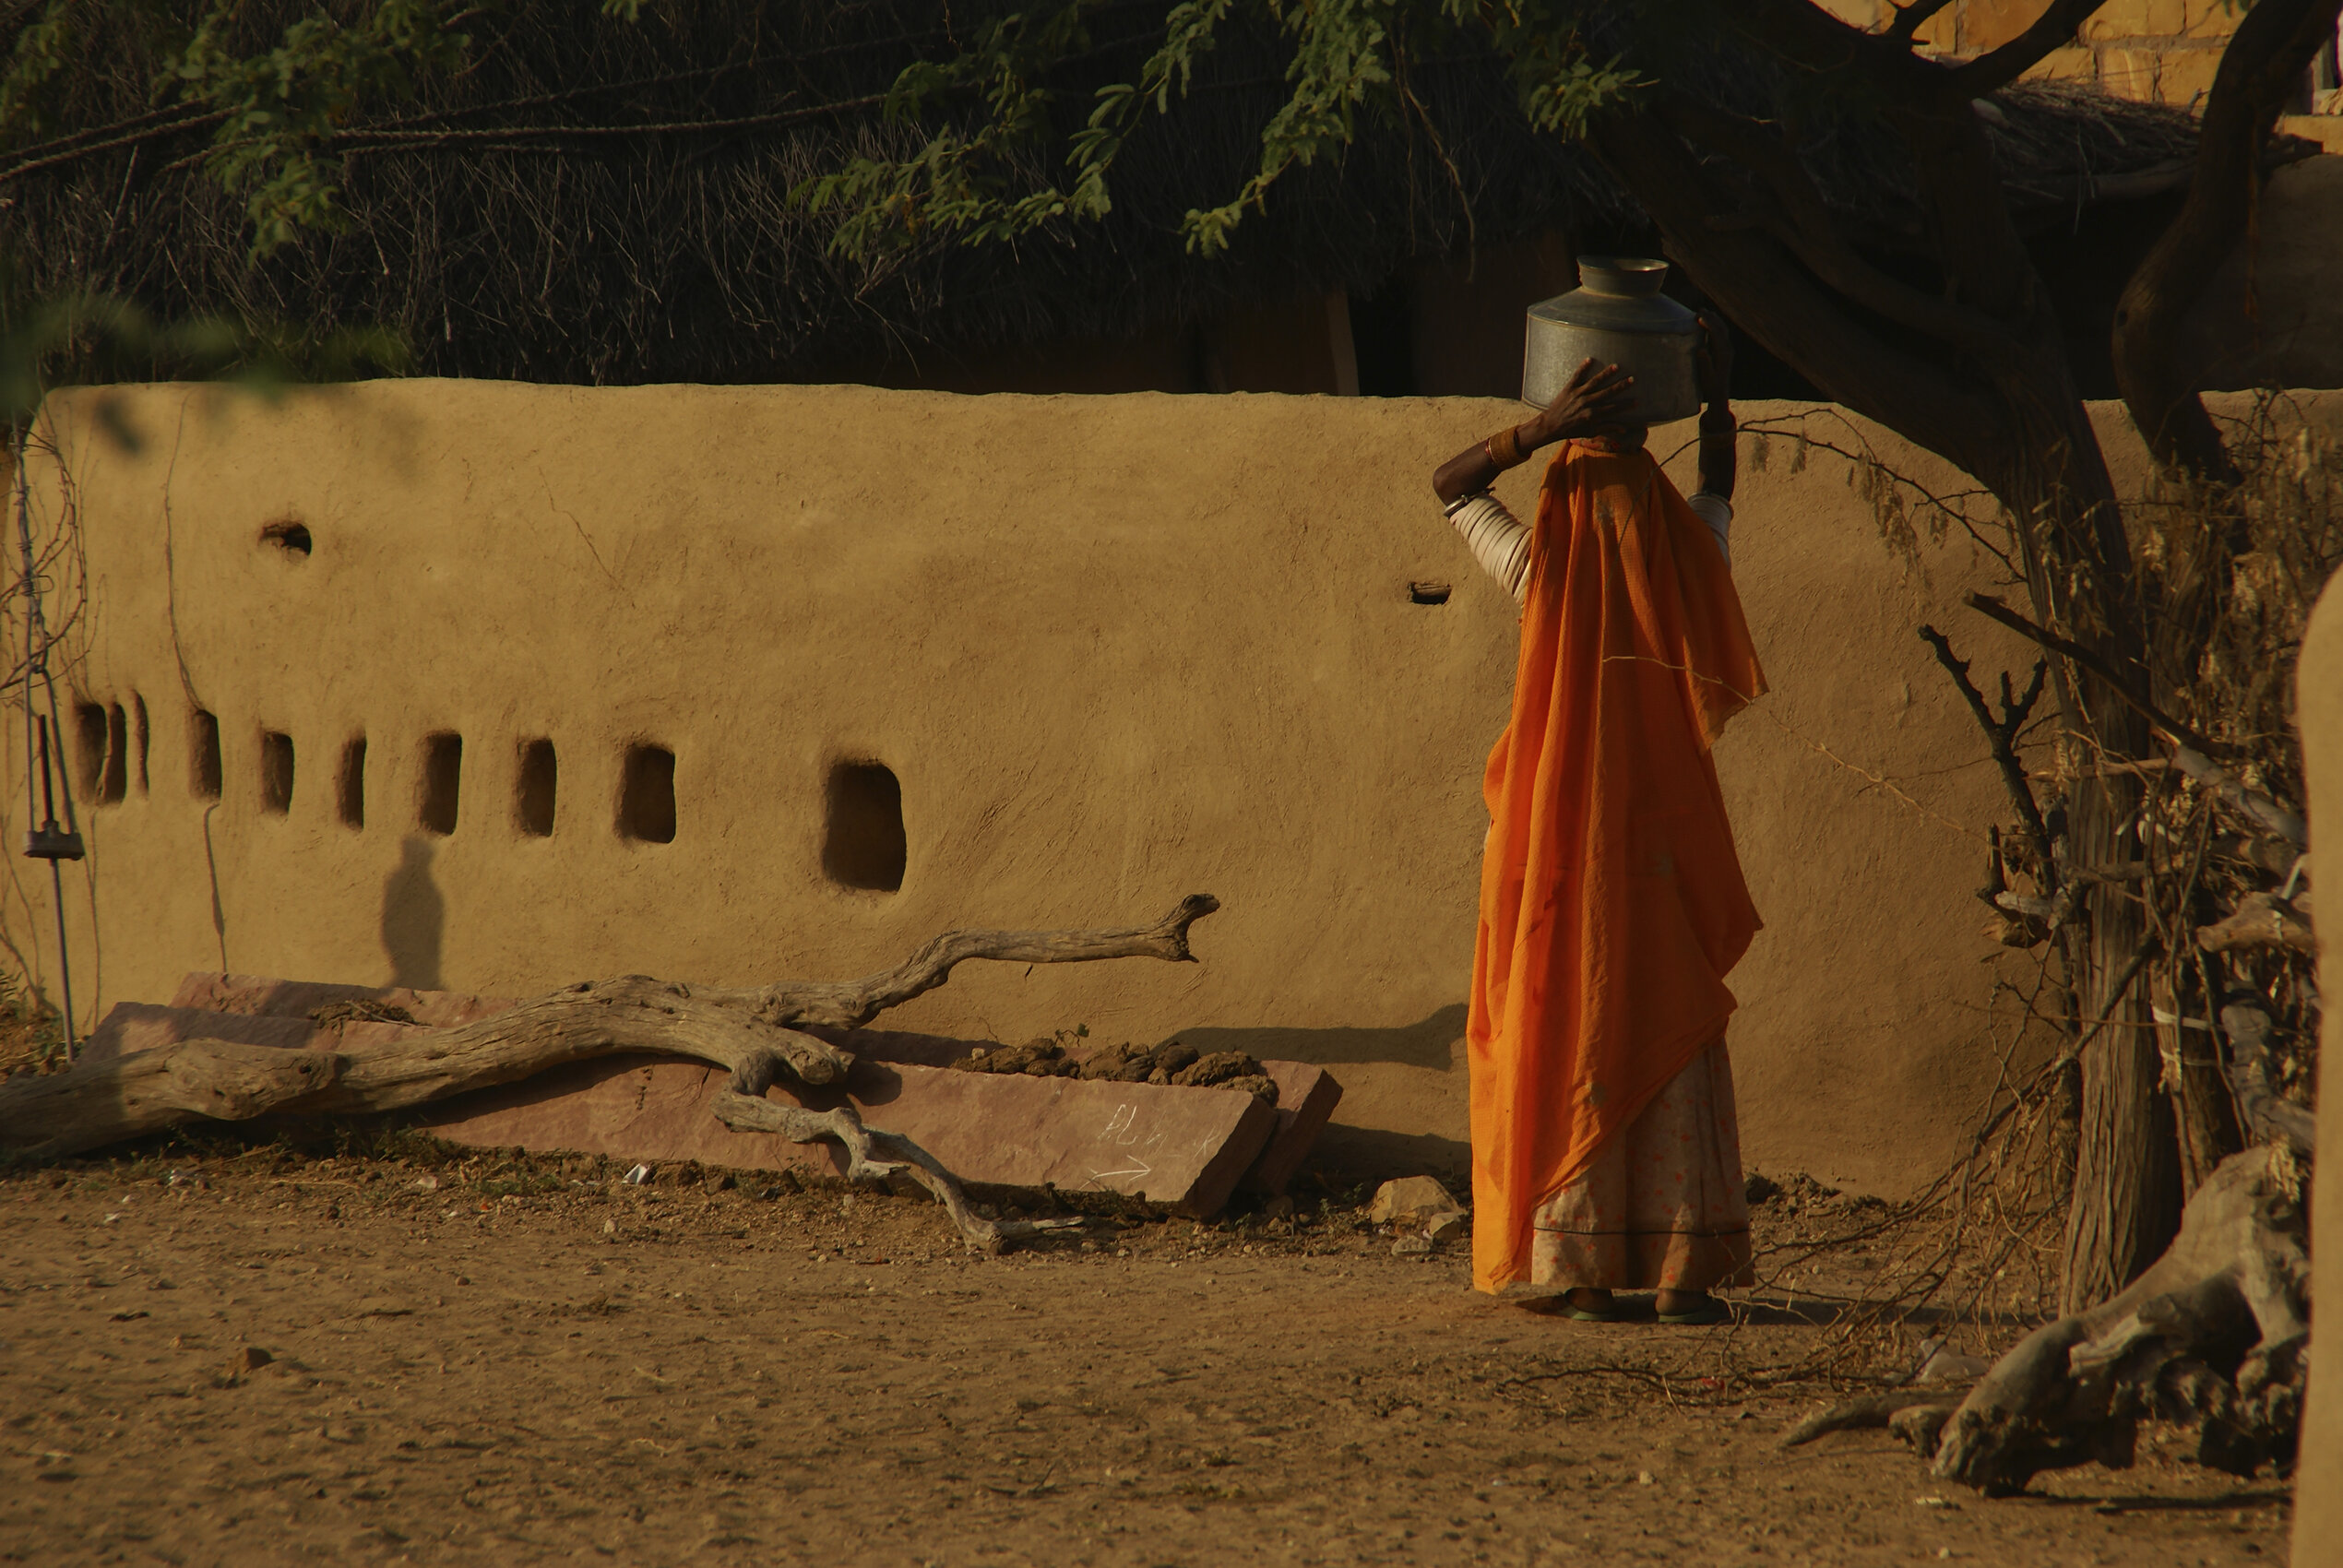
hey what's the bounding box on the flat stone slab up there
[1244,1061,1344,1196]
[409,1054,1280,1215]
[101,976,1324,1216]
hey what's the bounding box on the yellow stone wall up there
[1816,0,2333,110]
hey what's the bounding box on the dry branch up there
[0,898,1221,1251]
[2196,893,2316,955]
[711,894,1220,1031]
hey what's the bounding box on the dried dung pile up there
[950,1037,1279,1105]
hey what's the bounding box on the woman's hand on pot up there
[1527,358,1635,445]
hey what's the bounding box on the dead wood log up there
[2196,891,2317,955]
[0,898,1221,1251]
[1788,1145,2310,1494]
[2217,989,2319,1157]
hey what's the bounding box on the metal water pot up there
[1520,256,1700,425]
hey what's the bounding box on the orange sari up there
[1467,440,1766,1295]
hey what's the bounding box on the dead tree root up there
[1781,1143,2310,1496]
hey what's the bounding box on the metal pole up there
[33,716,73,1051]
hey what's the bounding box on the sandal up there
[1558,1288,1618,1323]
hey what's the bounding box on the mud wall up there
[2291,576,2341,1559]
[14,383,2295,1195]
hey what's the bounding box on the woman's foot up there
[1655,1289,1726,1324]
[1559,1288,1617,1322]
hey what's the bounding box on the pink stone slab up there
[136,975,1292,1216]
[84,1003,317,1063]
[168,972,513,1028]
[1243,1062,1345,1195]
[840,1061,1278,1216]
[411,1056,850,1181]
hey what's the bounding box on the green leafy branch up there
[167,0,473,255]
[1180,0,1400,254]
[791,3,1102,256]
[0,0,80,146]
[792,0,1648,264]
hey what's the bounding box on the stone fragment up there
[1425,1212,1468,1244]
[231,1346,273,1373]
[1241,1062,1344,1195]
[1392,1234,1433,1258]
[1368,1175,1463,1226]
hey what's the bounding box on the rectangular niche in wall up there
[823,760,905,892]
[102,705,127,803]
[420,732,463,836]
[617,744,674,844]
[337,737,366,829]
[73,698,123,802]
[132,695,149,795]
[516,739,556,837]
[259,731,295,815]
[191,709,222,801]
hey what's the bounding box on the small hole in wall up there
[259,731,294,815]
[101,704,127,803]
[133,695,149,795]
[191,710,222,800]
[261,518,313,556]
[74,703,106,800]
[420,733,463,836]
[337,737,366,829]
[1408,580,1452,605]
[517,738,556,837]
[823,761,906,893]
[617,744,674,844]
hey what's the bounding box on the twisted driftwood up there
[1786,988,2313,1494]
[0,896,1222,1252]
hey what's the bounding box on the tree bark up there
[2058,774,2184,1312]
[2111,0,2343,479]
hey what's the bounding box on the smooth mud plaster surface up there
[16,384,2331,1197]
[2290,574,2340,1567]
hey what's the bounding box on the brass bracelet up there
[1483,423,1523,469]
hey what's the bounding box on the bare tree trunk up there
[2059,778,2183,1312]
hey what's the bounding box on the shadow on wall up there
[1171,1005,1473,1182]
[381,836,445,989]
[1314,1126,1471,1183]
[1168,1004,1468,1070]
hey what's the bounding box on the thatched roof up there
[0,0,2216,386]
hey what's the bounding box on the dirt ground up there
[0,1137,2295,1567]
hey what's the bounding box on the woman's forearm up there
[1695,403,1735,502]
[1433,416,1544,505]
[1432,360,1635,504]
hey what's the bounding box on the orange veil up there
[1467,440,1767,1294]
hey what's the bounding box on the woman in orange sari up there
[1430,323,1764,1324]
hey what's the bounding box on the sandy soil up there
[0,1139,2294,1567]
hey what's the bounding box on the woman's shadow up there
[380,836,445,989]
